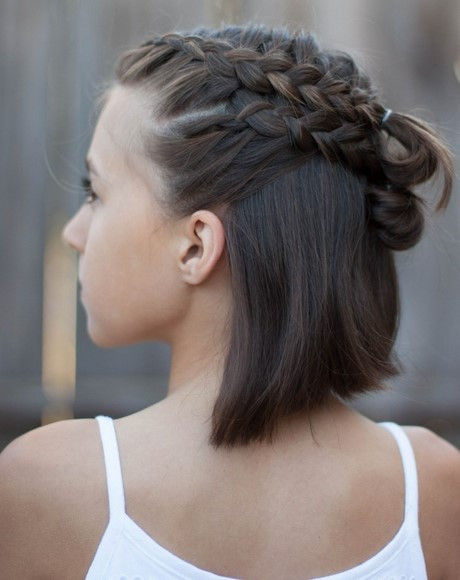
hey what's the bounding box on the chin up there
[87,321,130,348]
[87,320,154,348]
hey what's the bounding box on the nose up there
[62,205,90,254]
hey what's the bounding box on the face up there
[62,86,187,347]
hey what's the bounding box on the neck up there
[163,266,232,407]
[165,313,228,418]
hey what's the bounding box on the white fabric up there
[86,416,427,580]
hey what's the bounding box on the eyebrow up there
[85,156,100,178]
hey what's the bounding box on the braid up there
[124,32,383,125]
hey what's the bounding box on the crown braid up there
[120,32,385,177]
[115,26,451,244]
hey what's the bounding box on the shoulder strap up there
[95,415,126,519]
[379,422,419,527]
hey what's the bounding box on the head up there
[63,86,230,349]
[63,24,453,447]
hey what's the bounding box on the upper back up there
[1,403,459,579]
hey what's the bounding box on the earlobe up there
[179,211,226,285]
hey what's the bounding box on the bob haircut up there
[103,24,453,447]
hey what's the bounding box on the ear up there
[177,210,226,285]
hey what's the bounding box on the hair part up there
[108,24,454,447]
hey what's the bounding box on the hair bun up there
[365,184,425,251]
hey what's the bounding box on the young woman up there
[1,25,459,579]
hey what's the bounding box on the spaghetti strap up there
[379,422,419,528]
[95,415,126,519]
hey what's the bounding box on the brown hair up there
[109,25,453,447]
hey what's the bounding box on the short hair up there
[107,24,453,447]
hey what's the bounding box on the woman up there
[1,25,459,579]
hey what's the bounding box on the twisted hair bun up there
[364,112,453,250]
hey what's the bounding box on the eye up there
[80,175,99,205]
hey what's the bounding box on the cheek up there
[80,217,185,346]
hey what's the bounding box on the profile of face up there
[62,86,228,348]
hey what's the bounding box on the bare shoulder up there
[403,425,460,579]
[403,425,460,488]
[0,418,107,579]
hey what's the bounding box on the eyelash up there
[80,175,99,205]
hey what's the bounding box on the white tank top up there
[86,416,428,579]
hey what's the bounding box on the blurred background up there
[0,0,459,451]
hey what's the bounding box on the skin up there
[0,85,459,579]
